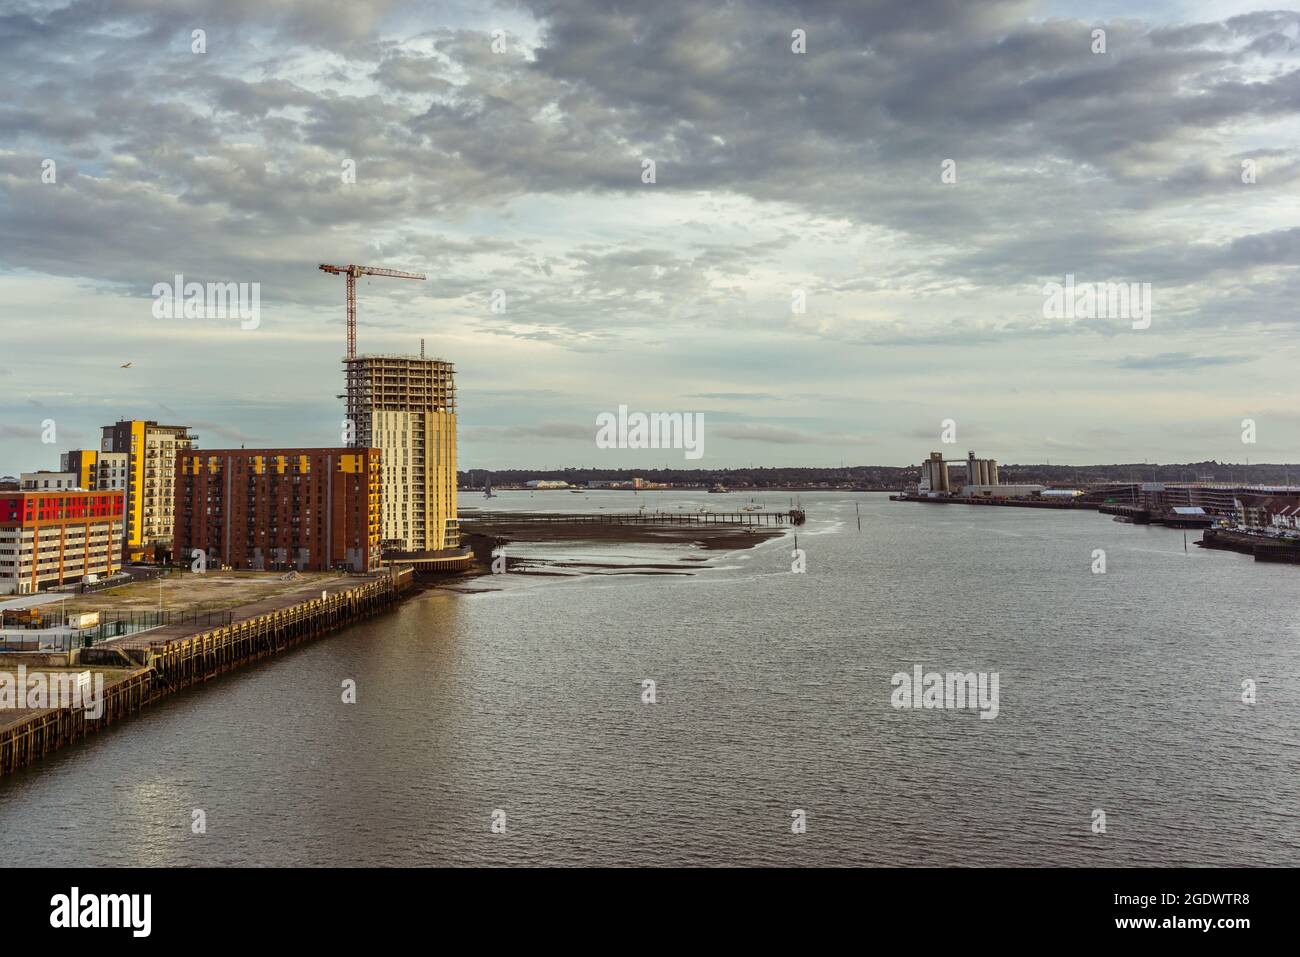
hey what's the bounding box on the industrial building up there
[961,484,1045,499]
[918,451,1003,496]
[899,463,1300,525]
[94,420,196,562]
[1077,482,1300,519]
[964,451,999,487]
[1039,488,1084,500]
[919,452,951,494]
[172,448,382,572]
[0,489,126,595]
[344,354,460,553]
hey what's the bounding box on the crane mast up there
[318,263,426,359]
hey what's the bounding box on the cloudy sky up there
[1,0,1297,472]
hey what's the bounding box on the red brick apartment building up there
[173,449,382,573]
[0,490,126,595]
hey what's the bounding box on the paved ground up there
[61,570,339,617]
[103,574,369,650]
[0,594,66,611]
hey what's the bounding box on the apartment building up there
[0,490,126,595]
[98,420,195,561]
[20,471,79,491]
[344,354,459,552]
[61,449,130,492]
[173,448,382,572]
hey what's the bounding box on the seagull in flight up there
[120,362,132,368]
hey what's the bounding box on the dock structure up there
[1199,528,1300,564]
[459,509,806,527]
[889,493,1094,510]
[0,568,412,780]
[1097,503,1213,527]
[381,550,476,575]
[1098,504,1151,522]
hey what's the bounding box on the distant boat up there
[708,484,728,493]
[484,477,495,499]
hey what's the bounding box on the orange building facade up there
[0,490,126,595]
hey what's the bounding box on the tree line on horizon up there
[460,461,1300,489]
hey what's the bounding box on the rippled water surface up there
[2,491,1297,866]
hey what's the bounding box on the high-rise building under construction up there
[344,353,459,553]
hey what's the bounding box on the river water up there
[2,491,1297,866]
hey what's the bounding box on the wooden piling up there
[0,569,412,780]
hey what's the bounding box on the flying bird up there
[120,362,132,368]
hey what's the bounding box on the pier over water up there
[459,509,806,527]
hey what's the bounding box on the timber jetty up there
[460,509,806,527]
[0,569,412,780]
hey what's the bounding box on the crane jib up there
[318,263,426,358]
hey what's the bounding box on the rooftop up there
[345,353,455,366]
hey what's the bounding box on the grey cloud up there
[688,392,782,401]
[372,51,456,94]
[1116,352,1255,371]
[188,421,263,444]
[0,424,43,439]
[462,421,592,442]
[1,0,1296,342]
[714,424,867,445]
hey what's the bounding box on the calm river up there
[2,491,1296,866]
